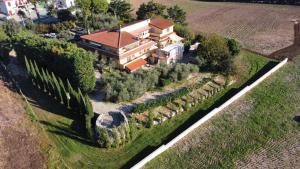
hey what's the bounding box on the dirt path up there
[0,68,45,169]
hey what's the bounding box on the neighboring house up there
[0,0,27,16]
[55,0,75,9]
[78,18,184,72]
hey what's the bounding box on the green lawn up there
[22,50,272,169]
[145,56,300,168]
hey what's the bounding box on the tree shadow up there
[39,120,94,147]
[122,60,278,168]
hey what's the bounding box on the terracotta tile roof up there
[125,58,147,72]
[80,31,138,48]
[150,18,174,30]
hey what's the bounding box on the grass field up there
[18,50,272,169]
[131,0,300,55]
[145,55,300,169]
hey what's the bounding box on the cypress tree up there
[78,88,85,115]
[58,77,68,106]
[52,72,63,102]
[29,60,37,85]
[46,69,55,96]
[67,79,77,110]
[84,95,94,140]
[112,127,120,148]
[103,129,111,148]
[33,60,43,89]
[41,68,49,93]
[24,56,31,75]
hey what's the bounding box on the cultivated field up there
[145,55,300,168]
[131,0,300,55]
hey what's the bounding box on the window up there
[7,2,11,6]
[167,28,170,32]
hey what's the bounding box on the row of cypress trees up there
[24,56,94,140]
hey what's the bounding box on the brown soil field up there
[131,0,300,55]
[0,68,45,169]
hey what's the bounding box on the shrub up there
[174,24,194,41]
[102,63,198,102]
[195,33,237,74]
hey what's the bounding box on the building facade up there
[0,0,27,16]
[78,18,184,72]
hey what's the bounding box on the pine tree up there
[84,95,94,140]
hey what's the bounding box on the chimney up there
[118,25,122,48]
[295,21,300,45]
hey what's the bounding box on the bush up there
[174,24,194,41]
[195,33,238,74]
[102,63,199,102]
[34,21,76,33]
[13,31,96,93]
[89,13,119,31]
[132,78,210,114]
[57,9,75,21]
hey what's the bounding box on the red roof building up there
[78,18,184,72]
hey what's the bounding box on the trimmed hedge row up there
[133,78,211,114]
[12,31,96,93]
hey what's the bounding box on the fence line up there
[131,58,288,169]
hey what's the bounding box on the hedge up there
[12,31,96,93]
[132,78,210,114]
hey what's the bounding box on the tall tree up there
[136,0,166,20]
[77,0,108,32]
[167,5,186,24]
[108,0,133,23]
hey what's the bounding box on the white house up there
[55,0,75,9]
[0,0,27,16]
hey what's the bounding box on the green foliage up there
[226,38,241,56]
[12,31,96,93]
[146,111,154,128]
[108,0,133,23]
[57,9,75,21]
[174,24,194,41]
[112,127,121,148]
[195,33,236,74]
[102,63,199,102]
[77,0,108,31]
[129,117,138,140]
[2,19,22,37]
[25,57,95,140]
[136,0,166,20]
[167,5,186,24]
[133,78,210,114]
[89,13,119,31]
[34,21,76,33]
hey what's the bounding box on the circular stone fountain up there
[96,111,128,130]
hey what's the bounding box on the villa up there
[0,0,27,16]
[78,18,184,72]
